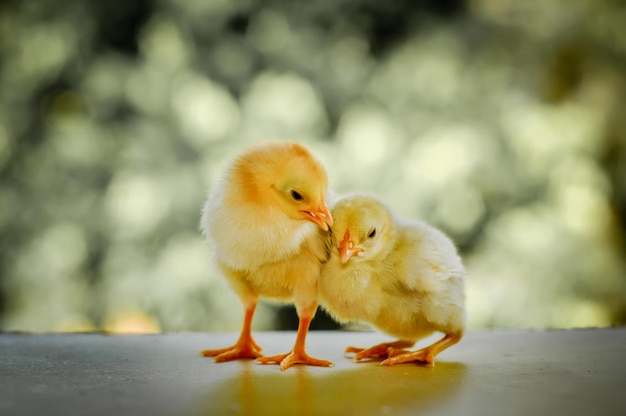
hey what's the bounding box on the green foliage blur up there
[1,0,625,333]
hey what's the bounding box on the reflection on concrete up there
[202,360,467,415]
[3,331,625,415]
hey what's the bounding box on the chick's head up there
[330,195,395,264]
[234,140,333,231]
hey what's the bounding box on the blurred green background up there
[1,0,625,333]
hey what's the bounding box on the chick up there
[200,140,334,370]
[319,194,465,367]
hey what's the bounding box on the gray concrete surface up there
[1,329,625,415]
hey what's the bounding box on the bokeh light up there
[1,0,625,333]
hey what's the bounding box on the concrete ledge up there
[1,329,625,415]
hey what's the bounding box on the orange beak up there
[339,230,363,264]
[301,203,333,231]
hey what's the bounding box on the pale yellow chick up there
[200,140,334,370]
[319,194,466,366]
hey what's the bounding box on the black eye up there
[290,190,303,201]
[368,228,376,239]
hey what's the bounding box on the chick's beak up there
[339,230,363,264]
[301,203,333,231]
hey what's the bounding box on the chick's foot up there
[256,351,334,371]
[346,340,415,361]
[380,348,434,367]
[201,339,263,362]
[380,333,462,367]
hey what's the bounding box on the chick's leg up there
[201,298,263,361]
[380,332,462,367]
[256,304,333,371]
[346,340,415,361]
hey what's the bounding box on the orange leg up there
[256,305,333,371]
[201,300,263,362]
[380,332,463,367]
[345,340,415,361]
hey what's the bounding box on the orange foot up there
[256,351,334,371]
[380,333,463,367]
[201,338,263,362]
[345,340,415,362]
[380,348,434,367]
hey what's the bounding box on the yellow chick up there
[319,194,466,366]
[200,140,334,370]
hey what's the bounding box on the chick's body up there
[200,141,333,370]
[319,194,465,366]
[206,193,327,301]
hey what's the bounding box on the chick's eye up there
[368,228,377,239]
[290,190,303,201]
